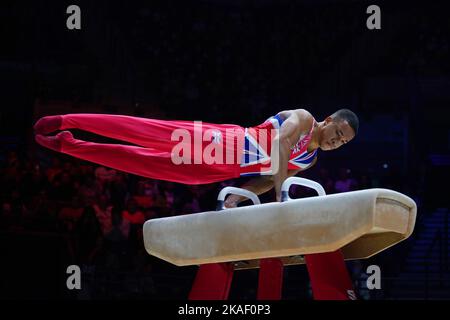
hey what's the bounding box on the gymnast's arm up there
[224,109,315,207]
[224,156,317,208]
[272,109,312,201]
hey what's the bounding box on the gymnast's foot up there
[33,115,63,135]
[35,131,73,152]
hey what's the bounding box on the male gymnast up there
[34,108,358,207]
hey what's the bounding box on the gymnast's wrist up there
[224,195,243,208]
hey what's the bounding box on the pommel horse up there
[143,177,417,300]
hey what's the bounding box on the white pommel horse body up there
[143,177,417,300]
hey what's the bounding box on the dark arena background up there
[0,0,449,301]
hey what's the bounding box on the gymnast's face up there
[319,117,355,151]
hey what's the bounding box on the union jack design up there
[239,114,318,176]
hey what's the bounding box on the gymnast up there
[34,108,358,207]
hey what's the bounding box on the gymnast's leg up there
[35,131,241,184]
[34,113,187,151]
[34,113,244,151]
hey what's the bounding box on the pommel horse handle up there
[216,187,261,210]
[281,177,326,201]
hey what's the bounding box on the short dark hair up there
[331,109,359,135]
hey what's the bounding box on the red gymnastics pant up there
[48,114,246,184]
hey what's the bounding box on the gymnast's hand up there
[224,196,239,208]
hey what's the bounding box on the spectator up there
[93,193,113,236]
[109,172,129,208]
[45,157,62,183]
[50,171,75,203]
[122,198,145,225]
[78,176,101,206]
[106,206,130,242]
[58,195,84,232]
[122,198,145,252]
[74,206,103,265]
